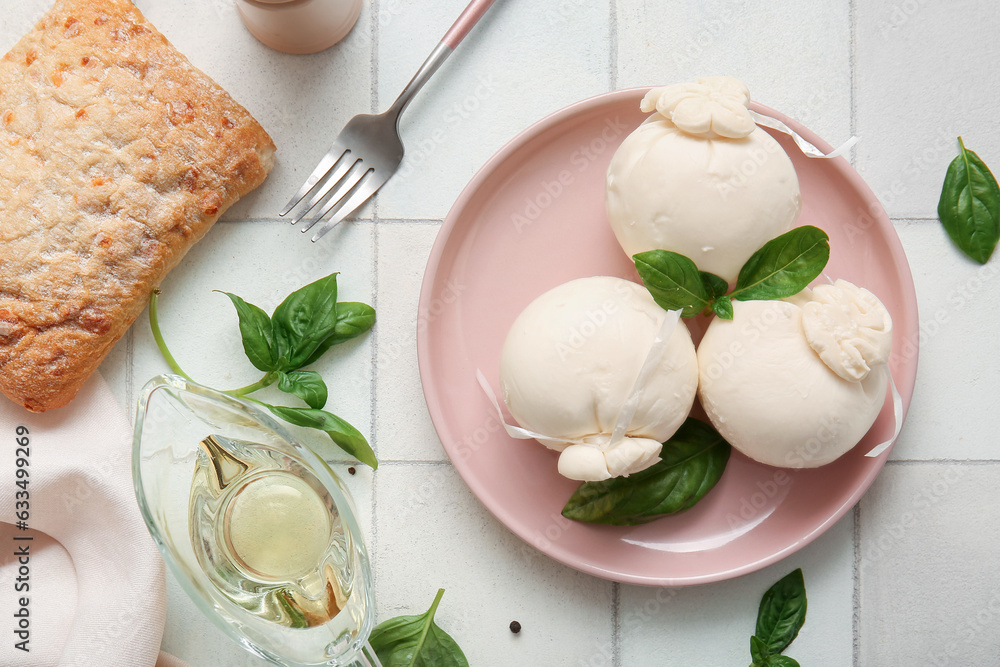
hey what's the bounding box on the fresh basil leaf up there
[730,226,829,302]
[756,569,807,655]
[329,302,377,342]
[765,656,801,667]
[271,273,340,370]
[265,404,377,470]
[750,635,770,664]
[561,419,731,525]
[712,294,734,320]
[370,589,469,667]
[278,370,328,410]
[300,302,377,368]
[938,137,1000,264]
[634,250,710,318]
[216,291,276,372]
[701,271,729,301]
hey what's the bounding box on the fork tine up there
[279,145,349,216]
[288,152,358,225]
[309,170,382,242]
[298,161,371,233]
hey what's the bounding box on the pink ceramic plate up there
[417,88,918,586]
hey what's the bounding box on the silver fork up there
[280,0,499,241]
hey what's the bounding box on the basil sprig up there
[633,252,712,318]
[218,292,276,371]
[701,270,729,301]
[729,226,830,301]
[369,589,469,667]
[149,272,377,469]
[634,226,830,320]
[749,569,808,667]
[267,404,377,470]
[301,301,377,367]
[561,418,731,526]
[270,272,342,369]
[938,136,1000,264]
[277,370,328,410]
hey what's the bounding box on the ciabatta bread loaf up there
[0,0,275,411]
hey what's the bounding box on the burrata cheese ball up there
[606,76,802,283]
[697,280,893,468]
[499,276,698,482]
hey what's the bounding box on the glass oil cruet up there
[132,374,382,666]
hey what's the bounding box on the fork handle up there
[386,0,498,118]
[442,0,498,48]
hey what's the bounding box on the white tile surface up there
[855,0,1000,219]
[860,462,1000,665]
[375,222,446,461]
[374,463,615,667]
[376,0,612,219]
[0,3,45,48]
[136,0,377,222]
[160,570,272,667]
[127,220,374,441]
[620,517,854,666]
[890,220,1000,461]
[8,0,1000,664]
[616,0,853,143]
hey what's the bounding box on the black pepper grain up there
[509,620,521,634]
[347,466,356,475]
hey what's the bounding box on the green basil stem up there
[148,290,195,383]
[238,395,267,407]
[150,290,277,396]
[150,289,275,394]
[417,589,447,650]
[226,371,278,397]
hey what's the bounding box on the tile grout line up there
[219,217,446,225]
[223,215,953,226]
[611,582,621,667]
[852,504,861,667]
[378,218,443,225]
[891,217,946,225]
[366,457,1000,467]
[848,8,861,663]
[887,458,1000,465]
[370,215,380,559]
[608,7,620,662]
[370,0,382,222]
[125,327,135,421]
[369,0,381,569]
[370,0,379,115]
[848,0,857,169]
[378,459,453,467]
[608,0,618,92]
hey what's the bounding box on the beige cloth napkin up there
[0,372,186,667]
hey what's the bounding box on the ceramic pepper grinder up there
[236,0,363,54]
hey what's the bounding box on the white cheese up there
[640,76,755,139]
[499,276,698,482]
[606,77,801,283]
[697,288,891,468]
[797,280,893,382]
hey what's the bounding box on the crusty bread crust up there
[0,0,275,411]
